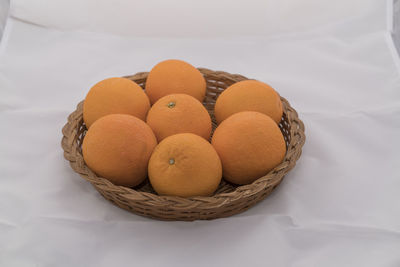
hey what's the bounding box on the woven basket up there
[61,68,305,221]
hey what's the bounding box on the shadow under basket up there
[61,68,306,221]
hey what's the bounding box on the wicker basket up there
[61,68,305,221]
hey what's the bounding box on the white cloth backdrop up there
[0,0,9,39]
[1,0,400,266]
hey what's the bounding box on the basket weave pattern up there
[61,68,305,221]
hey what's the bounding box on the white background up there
[0,0,9,38]
[1,0,400,266]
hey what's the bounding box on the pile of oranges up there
[82,59,286,197]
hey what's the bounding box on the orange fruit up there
[145,59,206,104]
[146,94,212,142]
[83,77,150,128]
[214,80,283,124]
[148,133,222,197]
[82,114,157,187]
[211,111,286,185]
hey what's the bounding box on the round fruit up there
[83,77,150,128]
[211,111,286,185]
[145,59,206,104]
[146,94,212,142]
[214,80,283,124]
[148,133,222,197]
[82,114,157,187]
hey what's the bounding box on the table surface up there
[1,1,399,266]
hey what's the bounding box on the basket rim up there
[61,68,306,209]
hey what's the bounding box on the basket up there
[61,68,305,221]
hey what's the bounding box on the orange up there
[148,133,222,197]
[83,77,150,128]
[211,111,286,185]
[146,94,212,142]
[214,80,283,124]
[145,59,206,104]
[82,114,157,187]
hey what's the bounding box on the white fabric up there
[0,0,9,38]
[1,1,400,266]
